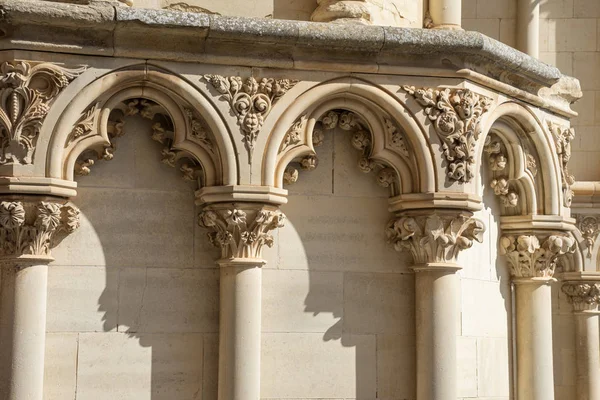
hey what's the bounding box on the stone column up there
[199,203,285,400]
[500,234,576,400]
[386,211,485,400]
[0,199,80,400]
[428,0,462,30]
[562,281,600,400]
[517,0,540,57]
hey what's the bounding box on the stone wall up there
[463,0,600,181]
[42,117,511,399]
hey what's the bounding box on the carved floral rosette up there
[385,212,485,265]
[198,204,285,260]
[0,200,80,260]
[402,86,492,183]
[499,234,576,279]
[0,61,86,165]
[202,74,297,162]
[561,282,600,312]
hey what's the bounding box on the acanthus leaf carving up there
[402,86,492,183]
[499,234,576,278]
[548,121,575,207]
[202,74,298,162]
[385,213,485,265]
[66,102,100,146]
[0,200,80,259]
[74,99,213,185]
[279,114,307,154]
[576,214,600,259]
[0,61,86,164]
[385,116,409,157]
[198,205,285,259]
[561,282,600,311]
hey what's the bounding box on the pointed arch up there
[260,77,435,194]
[41,64,237,188]
[477,101,563,217]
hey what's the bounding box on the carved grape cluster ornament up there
[0,61,85,165]
[202,75,297,162]
[403,86,492,183]
[548,122,575,207]
[198,206,285,259]
[499,234,576,278]
[562,282,600,311]
[0,201,80,259]
[386,214,485,264]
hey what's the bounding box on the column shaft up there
[575,312,600,400]
[517,0,540,57]
[514,279,555,400]
[429,0,462,29]
[218,260,263,400]
[415,267,459,400]
[0,263,48,400]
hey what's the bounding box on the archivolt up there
[261,77,435,195]
[477,101,563,216]
[42,65,236,187]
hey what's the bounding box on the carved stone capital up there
[499,234,576,279]
[198,203,285,261]
[562,282,600,312]
[0,199,80,262]
[385,211,485,266]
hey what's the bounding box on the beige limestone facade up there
[0,1,598,400]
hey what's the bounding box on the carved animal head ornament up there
[0,61,86,165]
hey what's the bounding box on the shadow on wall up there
[272,0,317,20]
[264,122,418,400]
[47,115,219,400]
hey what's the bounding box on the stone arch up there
[43,65,237,188]
[261,77,435,194]
[477,101,564,217]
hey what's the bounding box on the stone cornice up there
[0,0,569,99]
[0,198,79,262]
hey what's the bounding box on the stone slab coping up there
[0,0,565,92]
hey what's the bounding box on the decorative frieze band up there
[198,204,285,260]
[385,212,485,265]
[402,86,492,183]
[0,61,86,165]
[0,200,80,260]
[499,234,576,279]
[562,282,600,312]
